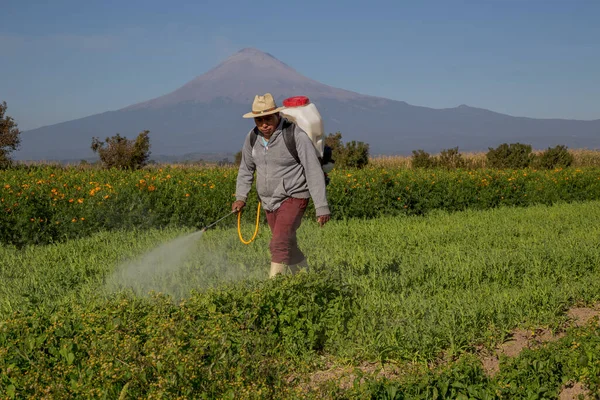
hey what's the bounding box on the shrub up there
[91,130,151,170]
[534,145,574,169]
[411,150,436,169]
[336,140,370,169]
[0,101,21,169]
[437,147,466,169]
[486,143,534,169]
[325,132,344,157]
[325,132,369,169]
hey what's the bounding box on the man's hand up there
[317,214,331,227]
[232,200,246,213]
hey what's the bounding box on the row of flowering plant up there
[1,165,599,246]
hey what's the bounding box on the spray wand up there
[199,210,237,232]
[199,203,261,245]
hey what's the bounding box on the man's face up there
[254,114,280,136]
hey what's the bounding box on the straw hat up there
[242,93,285,118]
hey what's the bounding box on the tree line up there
[0,100,581,171]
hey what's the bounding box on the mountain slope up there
[124,48,367,110]
[16,48,600,161]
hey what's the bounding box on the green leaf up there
[6,385,16,399]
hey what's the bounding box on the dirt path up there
[478,304,600,399]
[298,304,600,398]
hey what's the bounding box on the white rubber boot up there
[288,258,309,275]
[269,262,287,278]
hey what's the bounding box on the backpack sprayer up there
[199,96,331,244]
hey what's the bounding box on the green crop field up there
[2,173,600,399]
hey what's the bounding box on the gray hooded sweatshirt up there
[235,118,330,217]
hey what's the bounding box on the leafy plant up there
[2,165,600,246]
[324,132,344,157]
[91,130,151,170]
[486,142,534,169]
[336,140,370,169]
[0,101,21,169]
[534,144,575,169]
[437,147,467,169]
[2,201,600,397]
[411,150,436,169]
[325,132,370,169]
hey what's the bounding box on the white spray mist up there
[105,230,204,298]
[104,229,262,300]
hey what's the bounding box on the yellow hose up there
[237,202,261,244]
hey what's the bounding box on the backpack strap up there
[249,120,331,186]
[249,120,300,165]
[281,120,301,165]
[250,127,258,149]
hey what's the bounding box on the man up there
[232,93,331,278]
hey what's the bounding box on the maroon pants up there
[265,197,309,265]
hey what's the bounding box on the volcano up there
[16,48,600,161]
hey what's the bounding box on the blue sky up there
[1,0,599,130]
